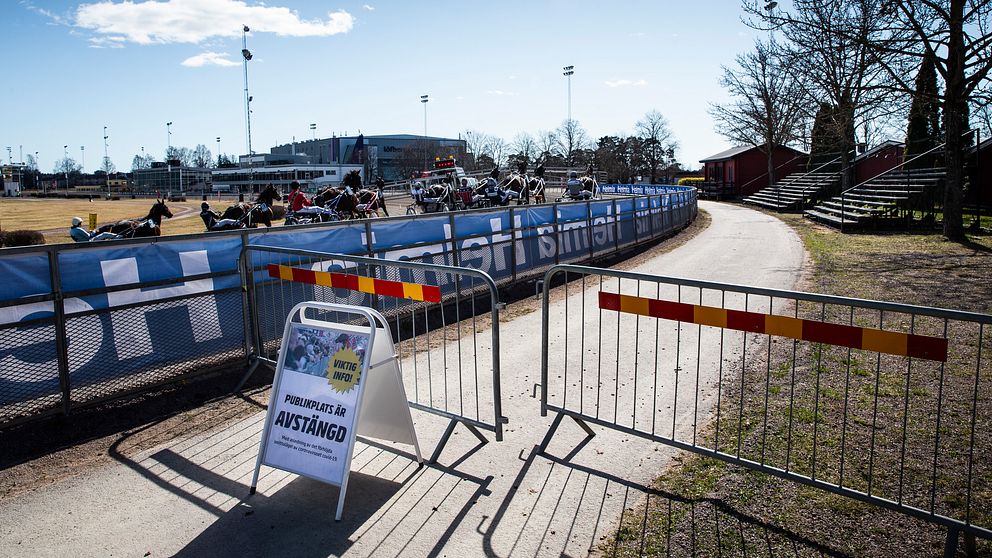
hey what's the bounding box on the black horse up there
[221,185,279,227]
[96,199,174,238]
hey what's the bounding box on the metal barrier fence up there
[240,245,505,461]
[539,264,992,554]
[0,240,245,427]
[0,186,697,428]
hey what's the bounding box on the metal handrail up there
[741,151,849,209]
[737,152,807,199]
[775,150,852,208]
[839,130,974,229]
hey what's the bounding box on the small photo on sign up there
[283,325,368,382]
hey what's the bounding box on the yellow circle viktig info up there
[326,348,361,393]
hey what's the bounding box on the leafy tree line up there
[458,110,681,184]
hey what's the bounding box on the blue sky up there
[2,0,758,173]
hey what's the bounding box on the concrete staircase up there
[803,168,946,229]
[742,171,841,211]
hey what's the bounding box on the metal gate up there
[240,245,505,461]
[539,264,991,554]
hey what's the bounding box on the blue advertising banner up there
[0,186,696,416]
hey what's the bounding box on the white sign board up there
[251,302,421,520]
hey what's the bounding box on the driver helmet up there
[200,202,210,211]
[487,177,498,187]
[569,171,578,179]
[71,216,83,227]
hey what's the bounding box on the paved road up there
[0,201,805,558]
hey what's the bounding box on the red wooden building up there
[967,137,992,208]
[699,144,807,197]
[854,140,904,183]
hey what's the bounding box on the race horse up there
[502,173,530,205]
[96,199,173,238]
[354,189,384,218]
[221,184,279,227]
[313,186,359,219]
[580,174,599,198]
[528,175,546,204]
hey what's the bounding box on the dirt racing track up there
[0,201,805,557]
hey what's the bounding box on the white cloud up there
[74,0,354,45]
[181,51,240,67]
[21,1,71,25]
[89,35,125,48]
[486,90,517,96]
[604,79,647,88]
[363,4,375,10]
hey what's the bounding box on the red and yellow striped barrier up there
[599,291,948,362]
[268,263,442,303]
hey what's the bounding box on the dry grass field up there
[0,198,205,244]
[0,195,415,245]
[609,214,992,557]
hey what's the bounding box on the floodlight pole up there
[103,125,110,195]
[63,145,69,192]
[243,24,254,194]
[563,65,574,123]
[421,94,429,172]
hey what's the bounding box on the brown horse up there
[221,184,279,227]
[354,189,383,218]
[528,176,546,204]
[313,186,359,219]
[503,174,530,205]
[97,199,173,238]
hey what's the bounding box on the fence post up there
[448,212,460,268]
[586,200,594,260]
[613,198,620,253]
[364,220,382,312]
[509,206,517,283]
[48,249,72,416]
[239,233,254,364]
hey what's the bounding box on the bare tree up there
[863,0,992,239]
[710,39,810,188]
[461,130,488,170]
[101,156,116,175]
[747,0,909,191]
[510,132,538,164]
[482,135,508,169]
[192,144,213,168]
[166,146,194,167]
[635,110,680,184]
[556,119,591,166]
[395,139,447,180]
[976,100,992,139]
[131,153,155,170]
[53,157,81,175]
[536,129,561,162]
[24,154,38,171]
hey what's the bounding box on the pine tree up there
[808,103,837,169]
[904,55,942,169]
